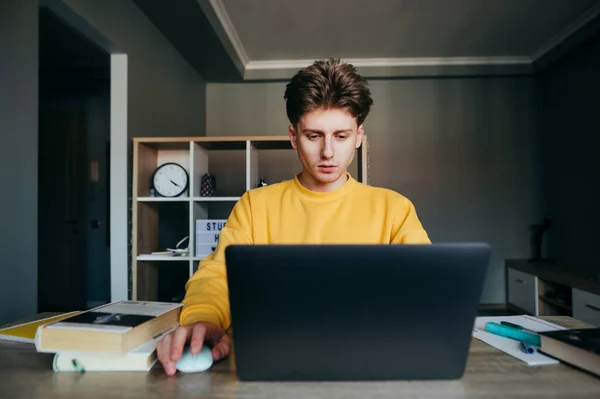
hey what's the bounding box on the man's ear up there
[288,125,298,149]
[355,125,365,148]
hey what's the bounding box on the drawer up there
[507,268,538,314]
[572,288,600,327]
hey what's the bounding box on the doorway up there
[38,7,111,312]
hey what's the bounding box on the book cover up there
[44,301,182,333]
[539,328,600,376]
[35,301,182,354]
[540,328,600,355]
[0,312,81,344]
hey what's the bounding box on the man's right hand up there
[156,321,231,376]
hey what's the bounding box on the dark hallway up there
[38,7,111,312]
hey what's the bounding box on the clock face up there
[152,163,189,197]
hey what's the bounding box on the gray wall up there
[0,0,207,324]
[0,0,39,325]
[539,32,600,273]
[60,0,207,300]
[206,77,544,304]
[60,0,207,139]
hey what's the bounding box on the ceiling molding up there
[201,0,600,81]
[245,56,532,70]
[531,0,600,62]
[243,56,534,80]
[197,0,248,76]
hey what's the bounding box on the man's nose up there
[321,139,333,159]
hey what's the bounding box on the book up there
[35,301,181,355]
[52,327,175,372]
[472,315,566,366]
[539,328,600,377]
[0,312,81,344]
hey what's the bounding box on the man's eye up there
[337,135,348,140]
[309,135,319,139]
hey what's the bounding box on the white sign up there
[196,219,227,232]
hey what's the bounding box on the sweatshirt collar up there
[292,172,357,202]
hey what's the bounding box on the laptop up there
[224,243,491,381]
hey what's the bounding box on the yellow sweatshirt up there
[180,173,430,329]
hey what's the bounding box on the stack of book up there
[539,328,600,377]
[34,301,181,372]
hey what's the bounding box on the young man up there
[157,58,430,376]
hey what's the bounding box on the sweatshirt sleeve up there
[391,197,431,244]
[179,192,254,330]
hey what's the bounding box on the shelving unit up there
[505,259,600,326]
[131,135,369,301]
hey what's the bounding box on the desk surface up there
[1,316,599,399]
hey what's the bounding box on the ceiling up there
[135,0,600,81]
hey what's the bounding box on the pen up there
[520,341,536,354]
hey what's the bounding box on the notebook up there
[0,312,81,344]
[472,315,566,366]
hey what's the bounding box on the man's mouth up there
[318,165,337,172]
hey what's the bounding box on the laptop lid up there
[225,243,490,381]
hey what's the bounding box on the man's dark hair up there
[284,58,373,127]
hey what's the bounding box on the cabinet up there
[506,268,538,315]
[131,135,369,301]
[505,259,600,326]
[572,288,600,326]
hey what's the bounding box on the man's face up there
[288,107,364,192]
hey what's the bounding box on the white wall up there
[0,0,39,325]
[206,77,544,304]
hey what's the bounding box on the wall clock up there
[151,162,189,197]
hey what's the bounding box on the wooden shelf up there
[136,255,191,261]
[192,197,241,202]
[131,135,370,301]
[137,197,189,202]
[136,197,241,202]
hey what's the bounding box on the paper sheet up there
[472,315,566,366]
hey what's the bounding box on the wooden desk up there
[1,316,599,398]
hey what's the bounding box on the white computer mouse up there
[175,346,214,373]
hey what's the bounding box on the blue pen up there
[484,322,541,347]
[520,341,536,354]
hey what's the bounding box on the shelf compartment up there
[537,278,572,316]
[192,142,247,198]
[539,295,573,312]
[134,141,191,198]
[134,201,189,257]
[153,261,189,303]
